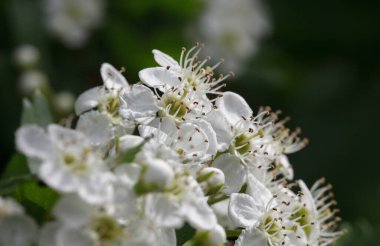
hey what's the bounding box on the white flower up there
[294,179,344,246]
[139,46,232,121]
[41,195,127,246]
[44,0,105,47]
[209,92,305,180]
[75,63,158,133]
[141,174,218,231]
[0,197,38,246]
[139,117,217,161]
[228,174,295,245]
[119,84,159,124]
[16,124,114,204]
[194,0,271,73]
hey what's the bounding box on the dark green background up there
[1,0,379,244]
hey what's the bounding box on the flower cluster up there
[12,45,343,245]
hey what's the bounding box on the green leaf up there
[0,154,34,195]
[226,229,242,239]
[1,154,29,180]
[12,181,59,224]
[21,90,53,127]
[1,154,58,223]
[0,174,36,196]
[176,224,196,246]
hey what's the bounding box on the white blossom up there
[16,124,114,204]
[0,197,38,246]
[44,0,105,48]
[194,0,271,73]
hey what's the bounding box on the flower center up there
[91,216,124,243]
[260,215,281,236]
[233,134,252,155]
[104,96,120,117]
[291,206,312,236]
[62,153,88,173]
[163,96,187,118]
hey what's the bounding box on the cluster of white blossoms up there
[12,45,344,245]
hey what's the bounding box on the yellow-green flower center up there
[62,153,88,173]
[233,134,251,155]
[291,206,312,236]
[163,96,187,118]
[104,97,120,117]
[91,216,124,243]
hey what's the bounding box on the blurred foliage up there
[0,0,380,245]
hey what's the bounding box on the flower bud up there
[19,70,48,96]
[54,91,75,115]
[197,167,225,195]
[135,159,174,194]
[13,45,40,69]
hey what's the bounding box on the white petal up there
[184,198,217,230]
[246,174,273,207]
[39,222,61,246]
[76,111,112,147]
[78,173,114,204]
[276,155,294,180]
[119,84,158,121]
[145,193,183,228]
[194,119,218,157]
[118,135,144,152]
[56,227,94,246]
[126,219,176,246]
[212,154,245,193]
[148,117,177,136]
[138,125,169,143]
[114,164,141,190]
[216,92,252,126]
[228,193,262,228]
[137,139,180,165]
[207,224,227,245]
[234,227,268,246]
[39,162,77,192]
[0,197,24,215]
[138,117,175,143]
[16,125,53,161]
[157,228,176,246]
[298,180,318,214]
[139,67,181,89]
[53,195,95,228]
[175,122,209,158]
[47,124,87,149]
[0,215,38,246]
[152,49,180,69]
[101,63,129,90]
[75,86,102,115]
[211,199,235,229]
[205,110,233,151]
[143,159,174,189]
